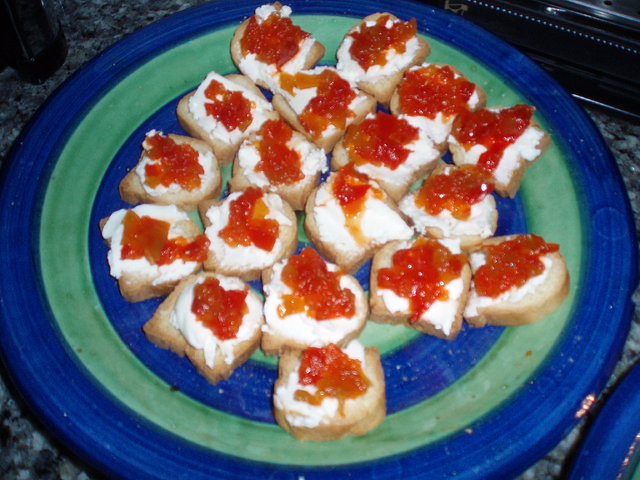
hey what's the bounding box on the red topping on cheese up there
[278,247,356,320]
[191,276,248,340]
[343,112,419,170]
[280,69,357,138]
[474,234,559,298]
[240,9,310,69]
[451,105,535,173]
[255,119,304,184]
[378,237,466,324]
[203,79,254,132]
[348,14,417,70]
[219,187,279,251]
[415,165,494,220]
[143,133,204,191]
[398,64,476,119]
[120,210,209,265]
[295,343,370,413]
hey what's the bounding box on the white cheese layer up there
[170,274,263,368]
[262,259,366,345]
[273,341,366,428]
[135,130,217,197]
[377,238,464,336]
[187,71,272,146]
[313,181,413,254]
[236,130,328,189]
[101,204,199,285]
[204,191,293,271]
[464,252,553,318]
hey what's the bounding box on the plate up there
[569,361,640,480]
[0,0,637,478]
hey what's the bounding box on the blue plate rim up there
[0,0,637,478]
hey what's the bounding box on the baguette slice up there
[230,2,325,92]
[177,72,278,165]
[260,247,369,356]
[143,272,264,385]
[100,204,206,302]
[304,164,414,274]
[448,105,550,198]
[229,118,328,211]
[273,341,386,441]
[398,162,498,249]
[464,234,570,327]
[369,237,471,340]
[336,12,430,108]
[119,130,222,211]
[271,66,377,152]
[199,187,298,282]
[332,111,442,202]
[389,63,486,148]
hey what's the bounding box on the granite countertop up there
[0,1,638,478]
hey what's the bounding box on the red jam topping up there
[398,64,476,119]
[240,9,310,69]
[120,210,209,265]
[203,79,254,132]
[474,234,559,298]
[343,112,419,170]
[279,69,357,138]
[278,247,356,320]
[294,343,370,413]
[348,15,417,70]
[377,237,466,324]
[451,105,535,173]
[415,165,494,220]
[191,277,248,340]
[255,119,304,184]
[219,187,279,251]
[143,133,204,191]
[332,164,383,244]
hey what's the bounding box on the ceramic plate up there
[0,0,637,478]
[569,361,640,480]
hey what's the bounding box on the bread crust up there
[464,235,570,327]
[260,255,369,356]
[143,272,263,385]
[230,3,325,91]
[369,239,471,340]
[198,191,298,281]
[176,73,278,165]
[337,13,430,108]
[273,345,386,441]
[99,210,204,302]
[119,133,222,211]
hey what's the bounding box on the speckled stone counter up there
[0,1,638,478]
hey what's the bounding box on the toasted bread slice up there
[463,234,570,327]
[398,162,498,249]
[199,188,298,281]
[271,66,377,152]
[273,341,386,441]
[336,13,430,108]
[177,72,277,165]
[389,63,486,148]
[229,118,328,210]
[100,204,206,302]
[230,2,325,92]
[119,130,222,211]
[260,247,369,356]
[369,237,470,340]
[143,272,264,385]
[332,111,442,202]
[448,106,550,198]
[303,165,414,274]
